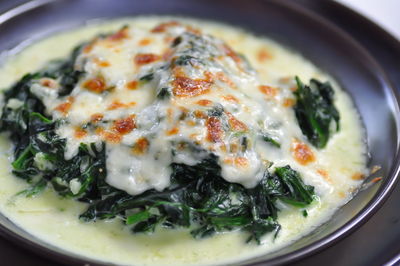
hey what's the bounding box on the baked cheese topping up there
[30,21,316,195]
[0,17,369,266]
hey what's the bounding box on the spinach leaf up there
[79,154,314,244]
[0,42,316,245]
[262,134,281,148]
[293,77,340,148]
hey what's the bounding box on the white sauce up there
[0,17,368,265]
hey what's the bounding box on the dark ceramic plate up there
[0,0,399,265]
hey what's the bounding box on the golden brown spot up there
[107,100,136,110]
[283,98,296,107]
[229,143,239,153]
[104,132,122,143]
[74,127,87,139]
[83,39,98,54]
[83,76,106,93]
[257,48,273,62]
[95,127,122,144]
[40,79,57,88]
[138,38,152,46]
[164,36,175,43]
[108,26,129,41]
[226,112,247,132]
[134,53,161,65]
[317,169,333,183]
[185,25,202,35]
[203,71,214,83]
[223,44,241,63]
[99,61,110,67]
[223,157,249,167]
[219,143,227,153]
[90,113,104,123]
[187,120,196,126]
[172,66,186,77]
[291,139,315,165]
[93,57,110,67]
[351,172,365,181]
[196,99,213,106]
[126,80,138,90]
[223,157,233,164]
[193,110,207,119]
[151,21,181,33]
[372,177,383,183]
[216,72,236,89]
[112,115,136,135]
[259,85,278,98]
[173,76,211,98]
[132,137,150,155]
[178,106,189,119]
[94,127,104,134]
[279,76,292,84]
[338,191,346,198]
[166,127,179,136]
[166,108,174,123]
[189,133,199,140]
[222,95,239,103]
[235,157,249,167]
[54,97,74,115]
[206,116,224,143]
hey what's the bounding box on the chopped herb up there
[241,136,248,151]
[157,87,171,100]
[139,73,154,83]
[262,134,281,148]
[15,179,47,198]
[208,105,224,117]
[174,55,198,66]
[126,210,151,225]
[171,36,182,47]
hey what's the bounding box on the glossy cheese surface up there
[0,17,368,265]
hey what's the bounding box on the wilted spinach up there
[293,77,340,148]
[0,41,316,244]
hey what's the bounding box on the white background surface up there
[336,0,400,40]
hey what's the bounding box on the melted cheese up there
[0,17,368,265]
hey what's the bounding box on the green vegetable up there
[174,55,199,66]
[262,134,281,148]
[139,73,154,82]
[0,40,316,245]
[293,76,340,148]
[79,154,314,244]
[157,87,171,100]
[15,179,47,198]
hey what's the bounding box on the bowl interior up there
[0,0,399,265]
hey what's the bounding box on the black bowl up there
[0,0,399,265]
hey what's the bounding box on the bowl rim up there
[0,0,399,265]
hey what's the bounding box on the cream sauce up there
[0,17,368,266]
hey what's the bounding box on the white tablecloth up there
[336,0,400,40]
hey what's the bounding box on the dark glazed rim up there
[0,0,399,266]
